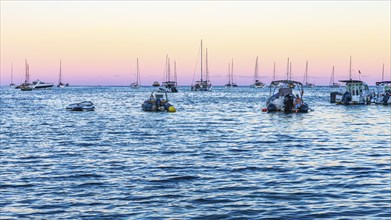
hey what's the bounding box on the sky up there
[1,1,390,86]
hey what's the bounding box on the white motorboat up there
[373,81,391,105]
[265,80,309,113]
[31,79,54,89]
[66,101,95,111]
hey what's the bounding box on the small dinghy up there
[66,101,95,111]
[142,89,176,112]
[263,80,310,113]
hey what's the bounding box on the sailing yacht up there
[57,60,66,88]
[191,40,212,91]
[329,66,340,87]
[130,58,141,89]
[303,61,315,87]
[250,56,265,88]
[19,60,33,91]
[9,63,15,88]
[225,59,237,87]
[162,55,178,92]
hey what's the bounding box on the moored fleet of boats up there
[6,42,390,113]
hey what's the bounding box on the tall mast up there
[206,48,209,82]
[254,56,259,82]
[231,59,234,84]
[332,65,335,85]
[200,40,203,82]
[137,58,139,84]
[289,61,292,80]
[273,62,276,81]
[59,60,62,84]
[349,56,352,80]
[228,63,231,84]
[11,63,13,84]
[174,61,177,84]
[168,57,171,82]
[25,59,30,84]
[382,63,384,81]
[286,57,289,80]
[305,60,308,84]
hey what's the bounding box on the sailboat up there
[329,66,340,87]
[9,63,15,88]
[19,60,33,91]
[162,55,178,92]
[191,40,212,91]
[130,58,141,89]
[250,56,265,88]
[225,59,237,87]
[225,63,232,87]
[57,60,66,88]
[303,61,315,87]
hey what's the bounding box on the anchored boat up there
[191,40,212,91]
[225,59,238,87]
[130,58,141,89]
[374,81,391,105]
[250,56,265,88]
[264,80,309,113]
[162,55,178,93]
[142,89,176,112]
[66,101,95,111]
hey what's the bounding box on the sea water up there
[1,86,390,219]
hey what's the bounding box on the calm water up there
[1,86,390,219]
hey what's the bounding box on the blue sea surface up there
[1,86,390,219]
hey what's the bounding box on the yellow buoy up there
[168,106,176,112]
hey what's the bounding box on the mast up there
[174,61,177,84]
[231,59,234,84]
[11,63,13,84]
[349,56,352,80]
[168,58,171,82]
[228,63,231,84]
[137,58,139,85]
[206,48,209,82]
[330,65,335,85]
[254,56,259,82]
[382,63,384,81]
[273,62,276,81]
[289,61,292,80]
[200,40,203,82]
[59,60,62,85]
[305,60,308,84]
[286,57,289,80]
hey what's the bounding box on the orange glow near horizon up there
[1,1,390,86]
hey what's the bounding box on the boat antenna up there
[382,63,384,81]
[286,57,289,80]
[200,39,203,82]
[349,56,352,80]
[273,61,276,81]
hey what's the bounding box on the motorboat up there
[373,81,391,105]
[31,79,54,89]
[152,81,160,87]
[66,101,95,111]
[332,80,372,105]
[264,80,309,113]
[331,56,371,105]
[191,40,212,91]
[142,89,176,112]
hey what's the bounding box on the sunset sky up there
[1,1,390,86]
